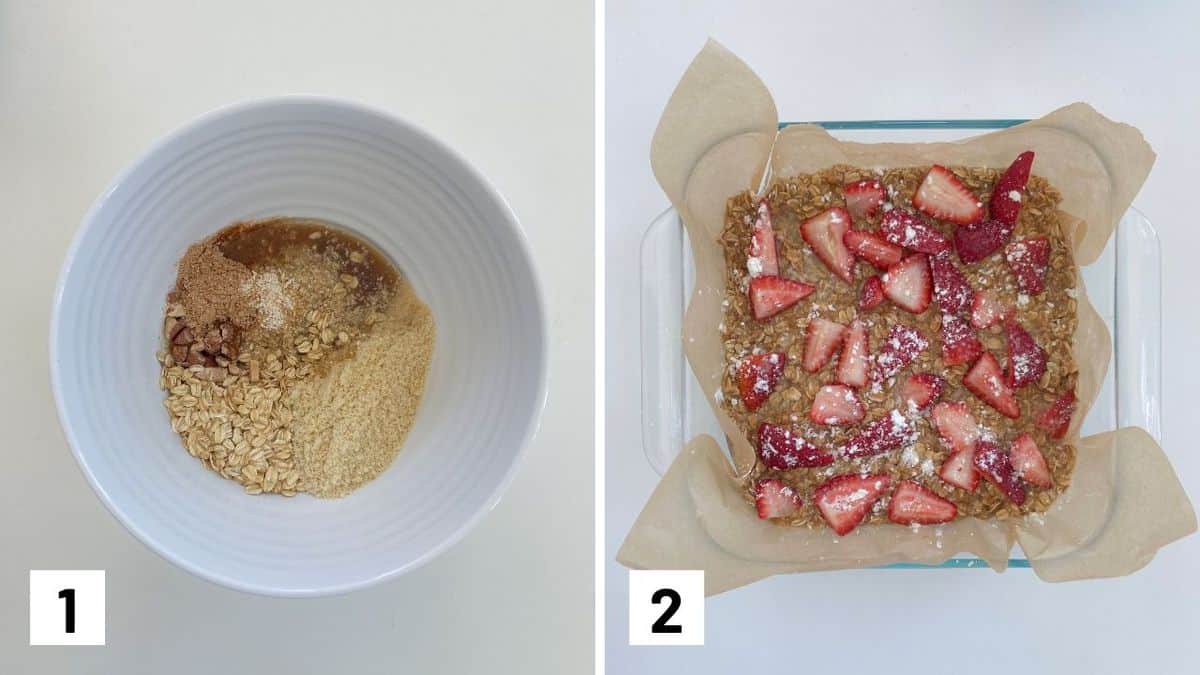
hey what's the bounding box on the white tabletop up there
[605,1,1200,670]
[0,1,592,671]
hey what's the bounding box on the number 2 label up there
[628,570,704,645]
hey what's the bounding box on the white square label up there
[628,570,704,646]
[29,570,105,646]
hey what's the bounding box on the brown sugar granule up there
[174,240,256,332]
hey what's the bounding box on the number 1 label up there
[628,570,704,645]
[29,570,105,646]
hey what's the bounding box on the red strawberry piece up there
[755,478,802,519]
[1004,320,1047,388]
[810,384,865,426]
[757,422,835,469]
[1037,390,1077,440]
[800,207,855,283]
[813,474,892,536]
[748,275,815,321]
[1010,433,1052,489]
[940,313,983,366]
[990,151,1035,227]
[888,480,957,525]
[748,199,780,278]
[963,352,1020,418]
[899,372,943,411]
[874,324,929,381]
[842,412,915,459]
[880,209,950,254]
[929,251,973,314]
[882,254,932,314]
[973,439,1026,505]
[844,229,904,270]
[913,164,985,224]
[844,179,886,222]
[1004,237,1050,295]
[835,320,870,388]
[859,275,885,311]
[970,290,1011,329]
[940,450,980,492]
[954,218,1015,263]
[802,318,846,372]
[931,402,982,456]
[736,352,786,412]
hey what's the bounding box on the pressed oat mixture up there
[157,218,435,497]
[720,159,1079,531]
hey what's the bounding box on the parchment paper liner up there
[619,40,1195,594]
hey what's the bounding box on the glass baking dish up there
[639,120,1162,568]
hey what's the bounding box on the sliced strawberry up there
[748,199,779,278]
[974,439,1026,505]
[755,478,802,519]
[899,372,943,411]
[929,251,973,314]
[888,480,957,525]
[859,275,884,311]
[1004,237,1050,295]
[970,290,1011,329]
[810,384,865,426]
[842,412,915,459]
[813,474,891,535]
[757,422,835,469]
[835,320,870,388]
[802,318,847,372]
[844,179,886,222]
[736,352,787,412]
[931,401,982,456]
[879,210,950,254]
[940,313,983,366]
[748,275,815,321]
[874,324,929,381]
[844,229,904,270]
[800,207,855,283]
[1010,433,1053,489]
[913,164,984,224]
[990,151,1035,227]
[882,254,932,314]
[954,218,1014,263]
[1037,390,1077,440]
[963,352,1020,418]
[1005,320,1047,388]
[939,449,980,492]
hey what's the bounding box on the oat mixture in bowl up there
[720,152,1080,534]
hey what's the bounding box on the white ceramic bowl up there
[51,98,548,596]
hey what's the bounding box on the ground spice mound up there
[174,241,256,332]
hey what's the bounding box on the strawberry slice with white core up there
[888,480,957,525]
[800,207,856,283]
[859,275,884,311]
[1004,237,1050,295]
[802,318,847,372]
[874,324,929,381]
[757,422,835,469]
[813,474,892,536]
[748,199,779,277]
[844,179,886,222]
[899,372,943,411]
[970,290,1011,329]
[1005,320,1047,388]
[882,253,932,314]
[913,164,985,224]
[755,478,802,519]
[964,352,1020,418]
[1010,433,1053,488]
[748,275,815,321]
[844,229,904,270]
[880,210,950,254]
[940,313,983,366]
[939,448,980,492]
[835,320,870,387]
[1037,390,1076,439]
[954,218,1014,263]
[842,411,914,459]
[736,352,786,412]
[974,439,1026,505]
[929,251,973,314]
[810,384,865,426]
[990,151,1035,227]
[930,401,981,456]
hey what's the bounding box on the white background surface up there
[606,1,1199,672]
[0,1,592,672]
